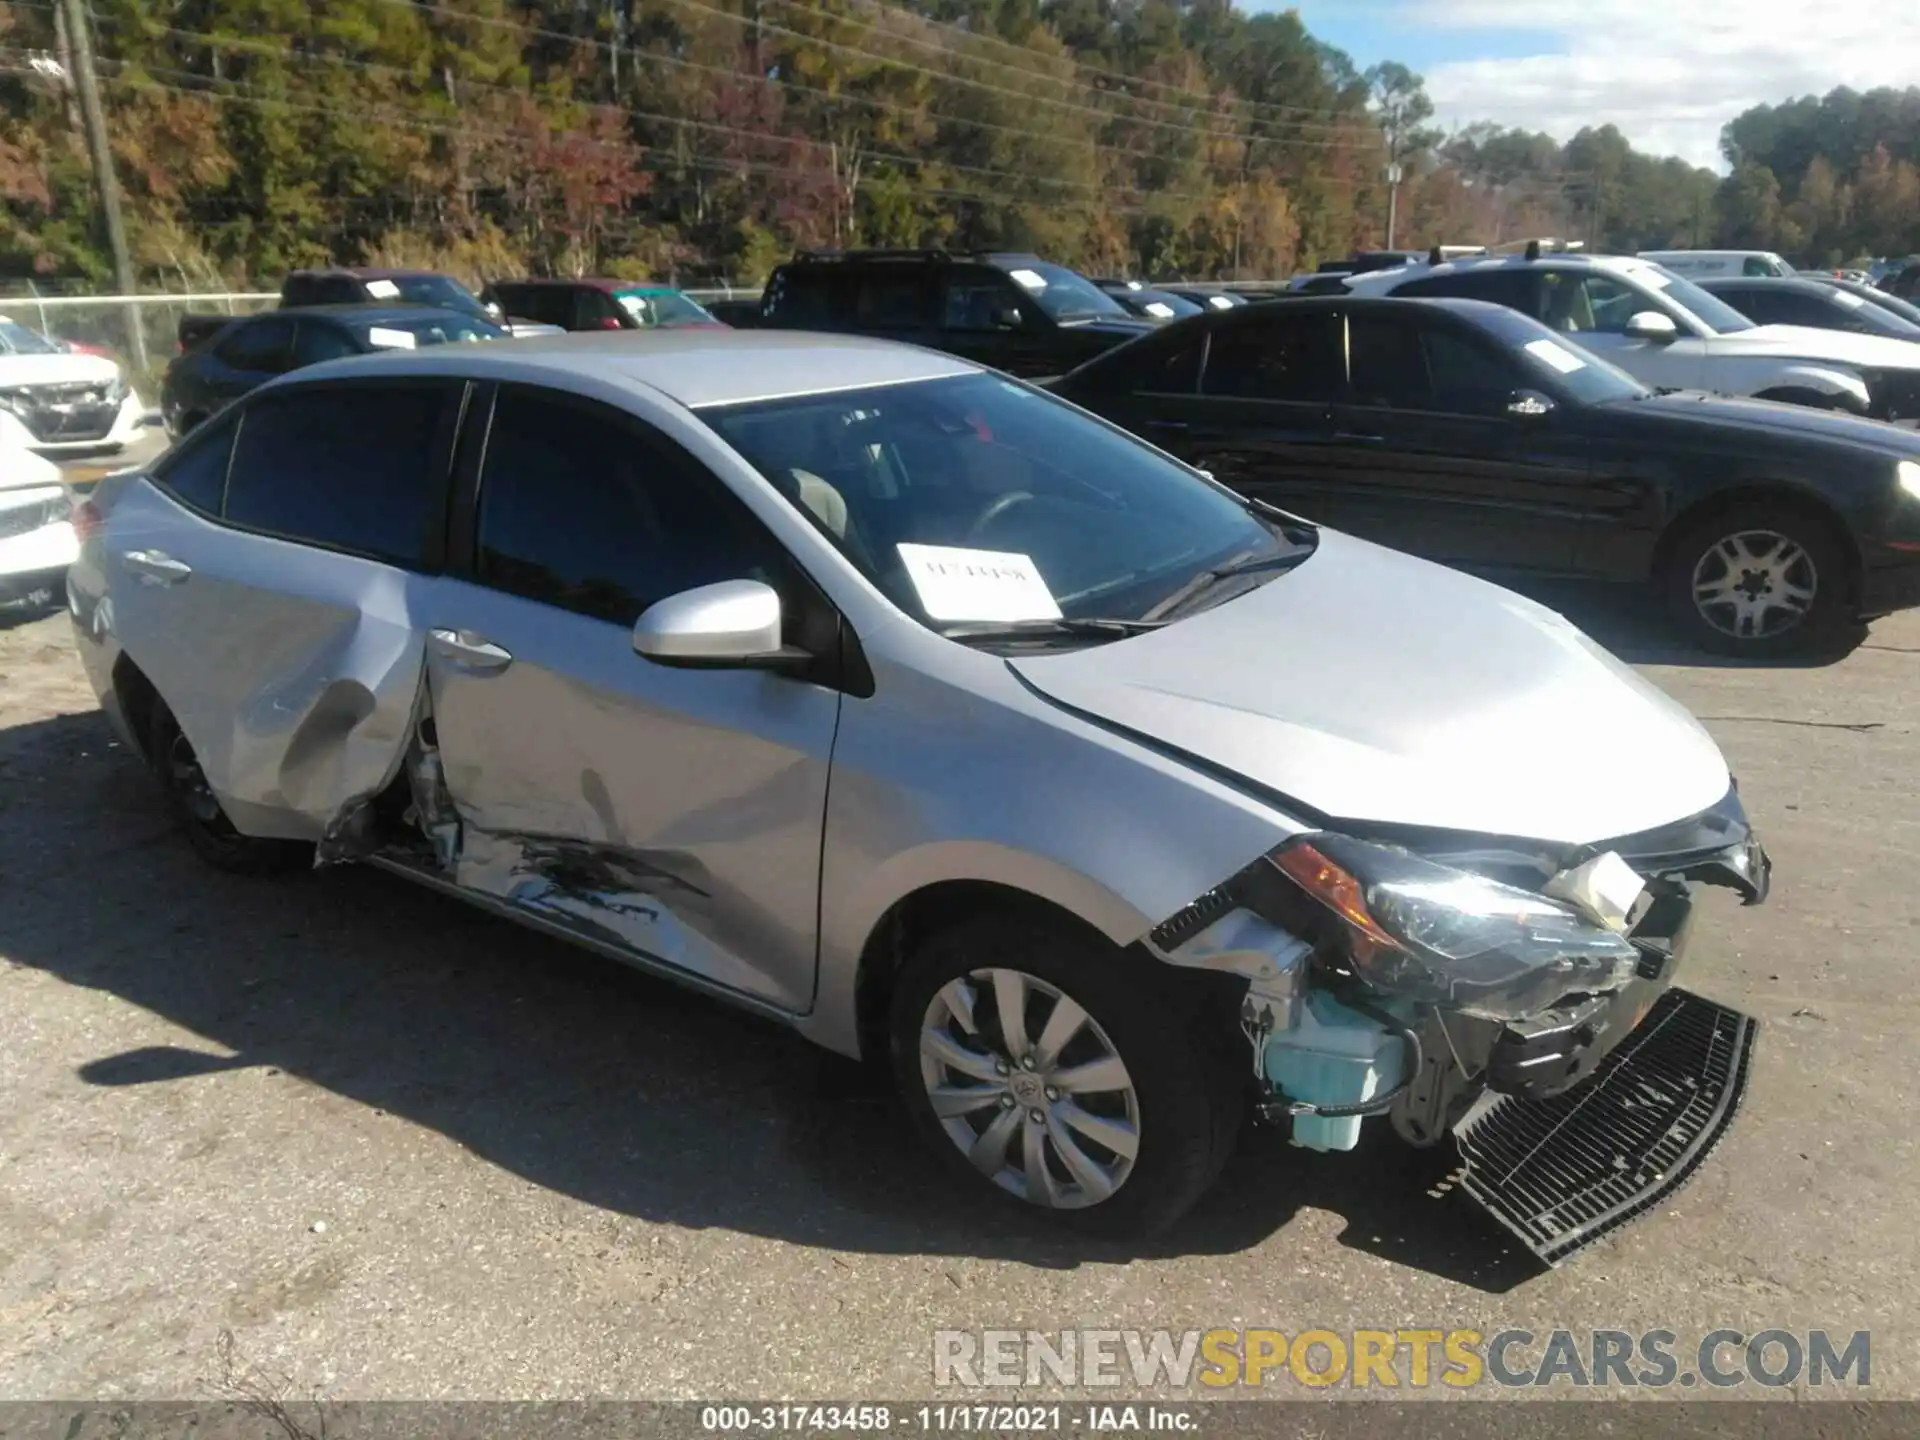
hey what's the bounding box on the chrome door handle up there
[121,549,193,585]
[430,628,513,671]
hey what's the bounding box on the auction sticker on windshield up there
[898,543,1062,622]
[1009,269,1048,291]
[1524,338,1588,374]
[365,327,418,350]
[364,279,402,298]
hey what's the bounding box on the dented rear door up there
[107,379,462,839]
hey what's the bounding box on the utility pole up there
[1385,162,1403,250]
[56,0,145,372]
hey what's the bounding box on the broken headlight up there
[1271,834,1640,1022]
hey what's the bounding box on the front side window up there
[1201,313,1345,403]
[1394,268,1542,314]
[291,320,360,367]
[1000,262,1128,322]
[615,288,717,328]
[1347,314,1435,409]
[764,268,848,325]
[699,373,1309,633]
[1540,274,1644,334]
[474,388,786,627]
[224,383,451,566]
[389,275,488,319]
[942,271,1027,332]
[1419,327,1528,414]
[853,271,935,329]
[216,316,296,372]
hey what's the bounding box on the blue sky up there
[1244,2,1897,172]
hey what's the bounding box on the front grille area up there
[1454,988,1755,1266]
[1,382,121,442]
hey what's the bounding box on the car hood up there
[1719,323,1920,369]
[0,351,122,387]
[1010,530,1731,846]
[1614,390,1920,453]
[0,434,63,489]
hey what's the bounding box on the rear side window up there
[763,267,848,325]
[225,384,453,567]
[1346,313,1433,408]
[216,315,296,372]
[852,269,935,329]
[152,410,237,514]
[291,320,359,367]
[1395,268,1541,317]
[474,388,788,626]
[1201,312,1344,403]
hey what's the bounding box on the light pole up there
[1385,162,1404,250]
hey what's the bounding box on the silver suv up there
[67,332,1770,1242]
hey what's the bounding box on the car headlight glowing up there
[1898,459,1920,502]
[1271,835,1641,1021]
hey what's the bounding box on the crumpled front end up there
[1148,786,1768,1263]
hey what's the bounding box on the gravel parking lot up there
[2,578,1916,1402]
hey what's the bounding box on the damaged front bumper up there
[1150,786,1768,1263]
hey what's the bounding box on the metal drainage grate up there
[1453,988,1756,1267]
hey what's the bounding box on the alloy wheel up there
[918,967,1140,1209]
[1690,528,1818,640]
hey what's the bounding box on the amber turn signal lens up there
[1273,843,1399,948]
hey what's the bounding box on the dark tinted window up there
[215,315,296,371]
[1201,313,1343,402]
[291,319,360,367]
[1347,314,1433,408]
[764,266,851,324]
[153,410,237,514]
[1395,268,1541,316]
[852,269,935,329]
[942,271,1027,332]
[1422,328,1529,413]
[225,384,450,566]
[475,388,787,627]
[1742,256,1775,276]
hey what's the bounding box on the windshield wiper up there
[1141,546,1314,621]
[939,617,1168,644]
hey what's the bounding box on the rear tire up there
[889,912,1243,1240]
[147,700,313,876]
[1659,501,1853,657]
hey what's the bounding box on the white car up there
[1637,249,1794,279]
[0,428,75,605]
[0,316,147,455]
[1346,253,1920,424]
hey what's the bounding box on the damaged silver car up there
[66,332,1770,1252]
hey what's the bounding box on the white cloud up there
[1406,2,1912,171]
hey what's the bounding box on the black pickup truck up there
[176,268,542,352]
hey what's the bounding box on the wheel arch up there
[852,879,1131,1070]
[110,651,163,764]
[1650,481,1864,601]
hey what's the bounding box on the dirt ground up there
[1,583,1917,1404]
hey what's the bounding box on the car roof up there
[1695,276,1834,293]
[491,278,678,292]
[248,304,487,325]
[287,329,977,408]
[288,267,452,281]
[1345,250,1661,289]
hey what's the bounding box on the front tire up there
[1659,502,1853,657]
[889,913,1242,1239]
[147,700,313,875]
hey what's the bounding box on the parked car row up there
[68,324,1775,1253]
[163,269,729,437]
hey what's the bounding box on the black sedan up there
[1051,294,1920,655]
[1696,276,1920,340]
[1798,274,1920,330]
[161,304,507,435]
[1094,282,1205,323]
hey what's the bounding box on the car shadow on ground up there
[1499,577,1869,669]
[0,707,1543,1294]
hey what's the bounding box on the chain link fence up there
[2,287,280,398]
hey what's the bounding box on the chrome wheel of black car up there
[1661,502,1852,657]
[1689,528,1818,640]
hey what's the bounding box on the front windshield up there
[1824,289,1920,337]
[617,288,717,327]
[1636,267,1757,333]
[1136,291,1204,319]
[699,373,1308,634]
[1006,263,1131,321]
[355,315,505,346]
[1473,306,1650,404]
[0,319,61,355]
[390,275,489,319]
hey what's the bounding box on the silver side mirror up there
[632,579,807,669]
[1506,389,1556,418]
[1624,310,1679,343]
